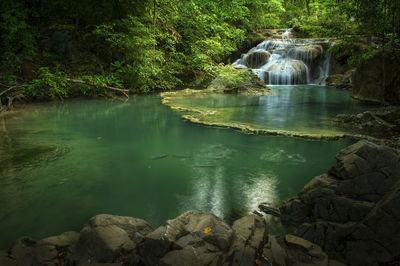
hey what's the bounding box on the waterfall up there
[232,29,331,85]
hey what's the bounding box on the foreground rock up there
[280,140,400,265]
[1,211,342,266]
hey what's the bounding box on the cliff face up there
[352,52,400,105]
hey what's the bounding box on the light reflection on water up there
[0,94,352,249]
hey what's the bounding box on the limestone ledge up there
[161,91,385,142]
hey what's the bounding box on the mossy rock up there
[208,68,269,95]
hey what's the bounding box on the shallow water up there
[0,92,355,249]
[163,85,375,137]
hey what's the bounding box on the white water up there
[232,29,331,85]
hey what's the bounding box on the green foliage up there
[1,0,399,99]
[329,37,378,67]
[216,67,250,89]
[27,68,68,99]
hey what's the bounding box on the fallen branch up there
[0,83,28,109]
[65,78,130,99]
[0,83,28,97]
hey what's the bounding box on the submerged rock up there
[280,140,400,265]
[333,107,400,141]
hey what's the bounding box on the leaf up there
[203,227,212,234]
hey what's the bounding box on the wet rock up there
[244,50,271,68]
[279,140,400,265]
[264,60,308,84]
[258,203,281,217]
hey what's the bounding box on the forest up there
[0,0,399,100]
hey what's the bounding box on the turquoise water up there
[0,90,356,249]
[164,85,374,136]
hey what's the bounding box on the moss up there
[208,67,267,94]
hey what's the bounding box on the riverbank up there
[1,140,398,266]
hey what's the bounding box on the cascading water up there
[232,29,331,85]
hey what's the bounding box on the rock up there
[0,250,15,266]
[279,140,400,265]
[208,68,269,95]
[326,69,355,90]
[74,214,152,264]
[263,60,309,84]
[262,234,330,266]
[2,211,347,266]
[243,50,271,68]
[229,215,268,266]
[140,211,232,265]
[333,107,400,139]
[38,231,80,247]
[258,203,281,217]
[352,51,400,104]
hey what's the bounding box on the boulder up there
[279,140,400,265]
[6,234,79,266]
[326,69,355,90]
[243,50,271,68]
[208,68,270,95]
[73,214,152,264]
[229,215,268,266]
[140,211,233,265]
[261,234,341,266]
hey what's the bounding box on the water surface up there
[0,93,353,249]
[162,85,375,137]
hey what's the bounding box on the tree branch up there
[65,78,130,98]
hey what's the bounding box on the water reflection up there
[0,96,352,249]
[164,85,375,135]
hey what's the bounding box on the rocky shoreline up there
[280,140,400,265]
[0,212,342,266]
[332,107,400,148]
[1,140,399,266]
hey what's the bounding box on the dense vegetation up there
[0,0,399,101]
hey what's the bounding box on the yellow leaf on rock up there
[203,227,212,234]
